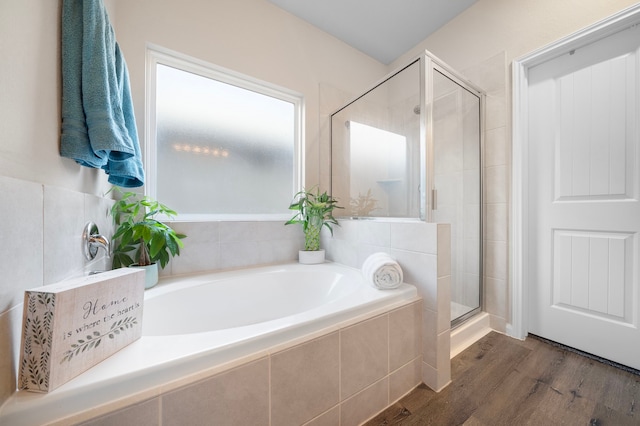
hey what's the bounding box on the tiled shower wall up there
[461,52,509,332]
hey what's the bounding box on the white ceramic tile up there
[271,333,340,426]
[390,222,437,254]
[79,398,160,426]
[340,377,388,426]
[256,239,299,264]
[356,245,391,269]
[389,357,421,404]
[485,240,507,280]
[421,361,438,391]
[489,313,507,333]
[219,221,259,243]
[162,357,269,426]
[357,221,390,246]
[333,219,359,241]
[437,224,451,278]
[390,249,437,309]
[486,202,508,242]
[43,185,86,284]
[437,276,451,334]
[485,91,507,130]
[484,164,508,204]
[170,239,221,275]
[169,221,219,244]
[168,222,220,275]
[340,315,389,399]
[303,406,340,426]
[219,241,260,270]
[389,302,421,370]
[436,330,452,389]
[255,220,296,241]
[422,307,437,367]
[485,276,507,319]
[0,176,43,312]
[326,238,358,268]
[0,305,24,406]
[485,127,508,167]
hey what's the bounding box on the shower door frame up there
[424,52,486,327]
[328,51,486,326]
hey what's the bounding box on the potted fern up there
[285,187,342,264]
[109,189,186,288]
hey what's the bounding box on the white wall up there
[112,0,387,190]
[0,0,115,194]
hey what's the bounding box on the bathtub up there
[0,262,419,425]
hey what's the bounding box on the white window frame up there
[145,44,304,221]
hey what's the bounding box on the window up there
[146,47,303,218]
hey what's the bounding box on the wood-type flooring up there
[365,332,639,425]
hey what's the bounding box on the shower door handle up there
[432,189,437,210]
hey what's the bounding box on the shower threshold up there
[450,312,491,359]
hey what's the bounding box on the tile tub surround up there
[0,177,114,409]
[50,300,422,426]
[0,175,448,417]
[324,220,452,391]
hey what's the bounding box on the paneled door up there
[527,23,640,370]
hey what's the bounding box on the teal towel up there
[61,0,144,187]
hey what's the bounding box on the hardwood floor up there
[365,332,640,426]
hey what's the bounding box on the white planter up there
[129,263,159,289]
[298,249,325,265]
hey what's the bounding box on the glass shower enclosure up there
[330,52,484,327]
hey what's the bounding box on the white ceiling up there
[267,0,478,64]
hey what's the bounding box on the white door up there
[528,23,640,370]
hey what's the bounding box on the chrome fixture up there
[83,222,110,260]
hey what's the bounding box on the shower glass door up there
[330,53,484,327]
[431,67,482,326]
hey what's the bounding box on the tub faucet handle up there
[83,222,110,261]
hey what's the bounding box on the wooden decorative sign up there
[19,268,145,393]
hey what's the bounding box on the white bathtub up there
[0,262,418,425]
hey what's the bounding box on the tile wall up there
[0,176,114,407]
[0,175,448,422]
[75,300,422,426]
[461,52,509,332]
[323,219,452,391]
[163,220,304,276]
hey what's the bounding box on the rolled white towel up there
[362,252,403,290]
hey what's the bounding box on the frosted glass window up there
[153,61,301,216]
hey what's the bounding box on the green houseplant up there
[109,189,186,288]
[285,187,342,263]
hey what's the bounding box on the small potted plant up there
[109,189,186,288]
[285,187,342,264]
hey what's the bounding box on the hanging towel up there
[61,0,144,188]
[362,252,404,290]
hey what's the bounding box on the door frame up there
[510,4,640,340]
